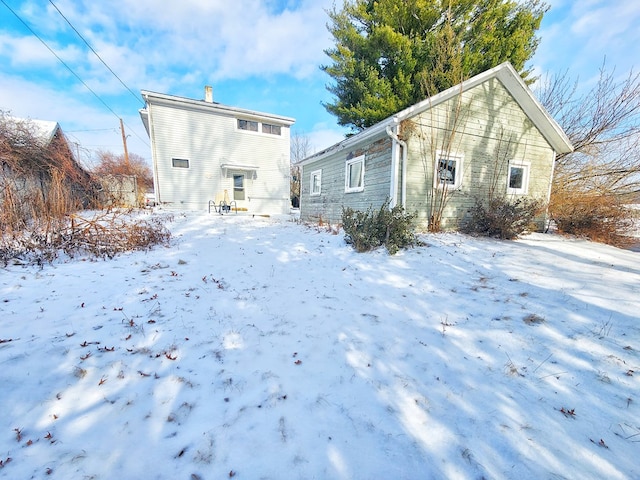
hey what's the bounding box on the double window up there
[345,155,365,193]
[507,161,530,195]
[434,152,463,189]
[237,119,258,132]
[310,169,322,196]
[262,123,281,135]
[237,119,282,136]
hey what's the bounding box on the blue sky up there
[1,0,639,167]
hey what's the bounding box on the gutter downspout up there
[385,120,407,209]
[143,95,161,204]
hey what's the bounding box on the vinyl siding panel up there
[147,100,291,213]
[403,78,555,230]
[301,135,392,224]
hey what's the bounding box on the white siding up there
[147,99,292,214]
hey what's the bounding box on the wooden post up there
[120,118,130,168]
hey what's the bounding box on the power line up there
[47,0,144,106]
[66,128,118,133]
[0,0,149,149]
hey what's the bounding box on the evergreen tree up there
[322,0,547,132]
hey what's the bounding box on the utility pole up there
[120,118,130,169]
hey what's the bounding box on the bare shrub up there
[92,150,153,191]
[0,211,171,265]
[550,190,635,247]
[462,197,543,240]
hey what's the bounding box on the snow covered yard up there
[1,211,639,479]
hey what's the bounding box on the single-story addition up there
[139,87,295,214]
[299,62,573,231]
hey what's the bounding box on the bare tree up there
[93,150,153,191]
[290,131,310,208]
[536,62,640,244]
[412,20,468,232]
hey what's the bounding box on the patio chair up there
[208,189,237,214]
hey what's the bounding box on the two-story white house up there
[139,87,295,214]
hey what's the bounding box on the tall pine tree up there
[322,0,547,132]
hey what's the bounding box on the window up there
[262,123,281,135]
[233,174,245,200]
[237,119,258,132]
[507,161,530,195]
[310,169,322,196]
[172,158,189,168]
[345,155,365,193]
[434,152,463,189]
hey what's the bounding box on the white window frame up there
[345,155,365,193]
[172,158,189,168]
[237,119,258,132]
[433,151,463,189]
[507,161,531,195]
[262,123,282,135]
[310,169,322,196]
[233,173,245,200]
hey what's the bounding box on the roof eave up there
[302,62,573,165]
[138,108,150,136]
[140,90,295,126]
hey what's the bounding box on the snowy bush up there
[0,210,171,265]
[462,197,542,240]
[342,200,417,254]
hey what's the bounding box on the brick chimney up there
[204,85,213,103]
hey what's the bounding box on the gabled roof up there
[30,119,61,144]
[6,117,61,146]
[301,62,573,165]
[139,90,295,136]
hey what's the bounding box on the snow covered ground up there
[1,211,639,479]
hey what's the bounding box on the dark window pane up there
[262,123,281,135]
[509,167,524,189]
[238,119,258,131]
[172,158,189,168]
[438,159,456,184]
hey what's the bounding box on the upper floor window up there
[345,155,365,193]
[507,161,531,195]
[262,123,281,135]
[237,119,258,132]
[434,152,463,189]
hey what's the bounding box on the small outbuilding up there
[299,62,573,230]
[139,87,295,214]
[0,115,95,212]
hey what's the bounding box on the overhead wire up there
[0,0,149,148]
[47,0,144,107]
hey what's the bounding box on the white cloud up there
[0,73,149,163]
[306,122,347,155]
[535,0,640,81]
[0,32,81,68]
[24,0,335,88]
